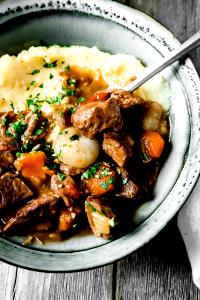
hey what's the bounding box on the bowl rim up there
[0,0,200,272]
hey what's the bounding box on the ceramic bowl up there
[0,0,199,271]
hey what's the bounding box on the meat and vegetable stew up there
[0,83,169,242]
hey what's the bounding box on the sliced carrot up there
[14,151,53,187]
[141,131,165,159]
[87,91,110,103]
[82,162,116,196]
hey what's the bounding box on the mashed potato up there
[0,46,170,168]
[0,45,170,112]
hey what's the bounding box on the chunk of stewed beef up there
[0,151,14,168]
[1,193,58,233]
[116,168,142,199]
[51,175,80,207]
[102,132,134,167]
[0,112,18,152]
[0,172,33,210]
[71,98,123,138]
[110,89,143,109]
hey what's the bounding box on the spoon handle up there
[124,31,200,92]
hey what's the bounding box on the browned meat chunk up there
[85,196,117,238]
[22,112,48,145]
[22,112,38,144]
[120,179,141,199]
[1,193,58,233]
[0,112,18,152]
[102,132,134,167]
[71,98,123,138]
[110,89,143,109]
[116,168,142,199]
[60,164,84,176]
[0,172,33,209]
[0,151,14,168]
[142,101,168,135]
[51,175,80,207]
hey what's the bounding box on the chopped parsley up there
[100,182,109,190]
[10,102,14,110]
[16,152,22,157]
[31,69,40,75]
[64,65,70,71]
[12,120,27,134]
[45,93,63,105]
[62,87,74,96]
[67,78,76,86]
[100,168,110,177]
[108,177,115,184]
[43,60,57,68]
[26,96,42,113]
[34,119,48,136]
[85,201,97,212]
[49,73,54,79]
[57,172,66,181]
[69,107,76,114]
[100,177,115,190]
[69,134,79,141]
[39,83,44,88]
[81,163,101,180]
[122,178,128,185]
[1,117,6,125]
[30,80,36,87]
[77,97,86,104]
[34,128,45,135]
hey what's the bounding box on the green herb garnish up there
[31,69,40,75]
[12,120,27,134]
[1,117,6,125]
[81,163,101,180]
[16,152,22,157]
[49,73,54,79]
[10,102,14,110]
[64,65,70,71]
[43,60,57,68]
[69,134,79,141]
[39,83,44,88]
[100,182,109,190]
[30,80,36,86]
[85,201,97,212]
[35,128,45,135]
[67,78,76,86]
[57,172,66,181]
[122,178,128,185]
[77,97,86,104]
[69,107,76,114]
[62,87,74,96]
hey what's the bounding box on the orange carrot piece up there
[141,131,165,159]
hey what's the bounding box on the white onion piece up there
[53,126,100,168]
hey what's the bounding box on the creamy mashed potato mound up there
[0,45,170,112]
[0,46,170,168]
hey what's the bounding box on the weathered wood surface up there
[1,1,200,299]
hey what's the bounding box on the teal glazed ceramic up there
[0,0,199,271]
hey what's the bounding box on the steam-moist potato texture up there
[0,46,170,242]
[0,46,170,112]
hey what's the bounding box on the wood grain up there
[115,219,200,300]
[3,265,114,300]
[1,1,200,300]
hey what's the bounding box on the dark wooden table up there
[0,1,200,299]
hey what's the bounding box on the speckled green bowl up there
[0,0,199,271]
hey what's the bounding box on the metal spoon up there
[124,31,200,92]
